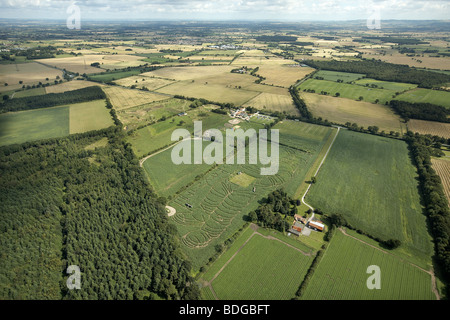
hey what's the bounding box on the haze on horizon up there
[0,0,449,22]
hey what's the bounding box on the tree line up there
[0,86,106,113]
[302,59,450,88]
[405,132,450,295]
[389,100,450,123]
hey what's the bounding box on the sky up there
[0,0,449,21]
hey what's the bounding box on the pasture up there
[298,78,397,104]
[314,70,365,82]
[301,231,437,300]
[0,106,69,146]
[0,62,63,92]
[300,92,405,134]
[118,98,189,130]
[306,129,433,261]
[207,232,313,300]
[69,100,114,134]
[396,88,450,108]
[408,119,450,139]
[0,99,113,146]
[354,78,418,92]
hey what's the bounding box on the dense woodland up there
[0,127,200,300]
[389,100,450,123]
[302,59,450,88]
[0,86,106,113]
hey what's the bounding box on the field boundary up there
[205,224,312,300]
[339,227,440,300]
[301,127,341,220]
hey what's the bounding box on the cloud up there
[0,0,448,20]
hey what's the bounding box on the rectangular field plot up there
[210,233,313,300]
[0,62,63,92]
[0,106,69,146]
[69,100,114,134]
[256,65,315,88]
[243,92,298,115]
[431,158,450,207]
[301,231,437,300]
[156,80,259,106]
[298,79,397,104]
[300,92,405,134]
[396,88,450,109]
[314,70,366,82]
[354,79,417,92]
[103,86,170,110]
[306,130,433,261]
[408,119,450,139]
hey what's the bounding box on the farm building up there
[294,214,307,224]
[307,221,324,232]
[288,221,303,236]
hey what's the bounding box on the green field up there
[396,88,450,108]
[0,106,69,146]
[314,70,366,82]
[354,78,418,92]
[12,87,46,98]
[208,232,314,300]
[298,78,397,104]
[301,231,436,300]
[69,100,114,134]
[0,99,113,146]
[306,130,433,263]
[88,69,142,82]
[158,120,333,269]
[129,111,229,157]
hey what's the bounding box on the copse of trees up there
[248,189,296,232]
[0,86,106,113]
[302,59,450,88]
[390,100,450,123]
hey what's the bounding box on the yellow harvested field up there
[0,62,63,92]
[300,92,405,134]
[142,65,234,81]
[103,86,170,110]
[38,54,145,74]
[188,55,234,61]
[156,80,259,105]
[113,75,175,90]
[431,158,450,207]
[408,119,450,139]
[243,92,298,115]
[362,53,450,71]
[231,56,288,66]
[45,80,104,94]
[154,44,204,52]
[257,65,315,87]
